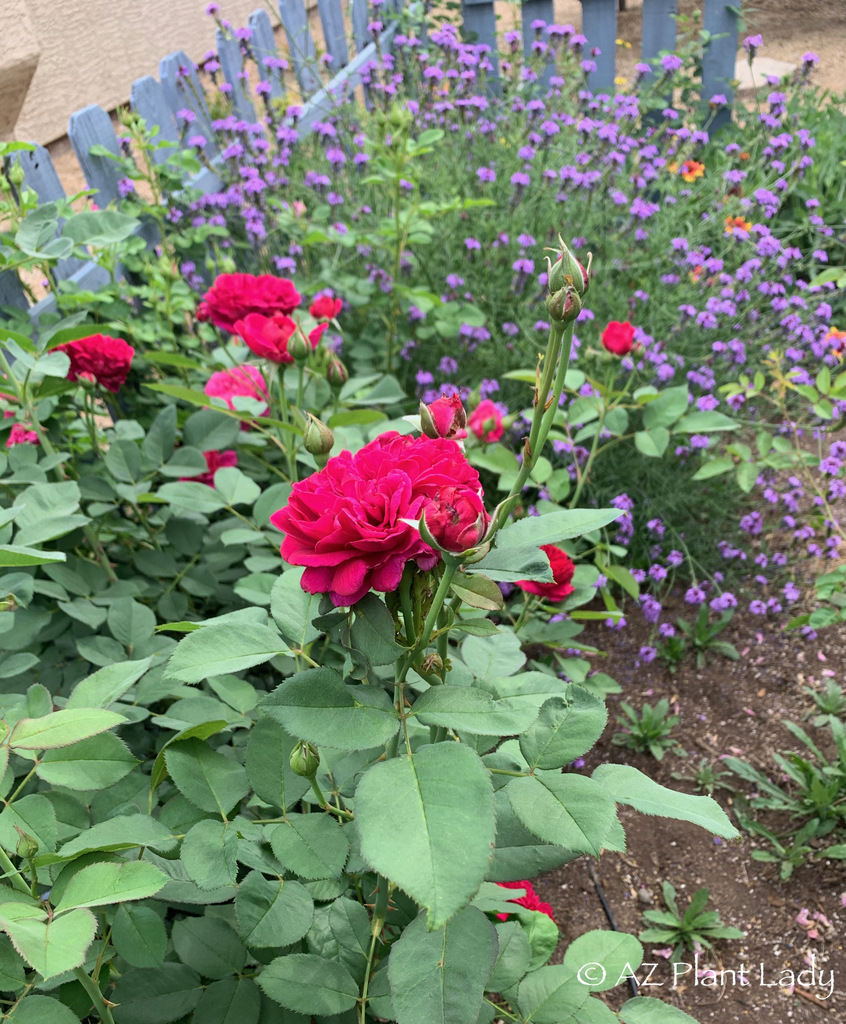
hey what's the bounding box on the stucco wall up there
[4,0,282,145]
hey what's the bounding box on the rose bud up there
[601,320,636,357]
[288,328,312,364]
[289,741,320,778]
[303,414,335,467]
[421,394,468,440]
[424,487,490,553]
[546,236,591,297]
[309,295,343,320]
[327,357,349,390]
[468,400,504,443]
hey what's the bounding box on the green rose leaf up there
[0,903,96,980]
[269,814,350,879]
[111,904,167,968]
[618,996,701,1023]
[519,688,607,770]
[388,907,498,1024]
[165,622,291,683]
[257,952,358,1016]
[592,765,739,838]
[261,667,399,751]
[495,508,623,548]
[507,773,617,855]
[355,742,495,929]
[410,685,538,736]
[164,738,250,816]
[9,708,126,750]
[236,870,314,948]
[563,930,644,992]
[53,861,169,912]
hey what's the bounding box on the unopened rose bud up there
[420,395,468,440]
[327,357,348,391]
[14,827,38,861]
[289,741,320,778]
[546,287,581,324]
[303,414,334,467]
[8,164,25,187]
[546,237,591,297]
[288,329,311,364]
[424,488,491,553]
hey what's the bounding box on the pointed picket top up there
[641,0,679,80]
[351,0,370,53]
[216,26,257,121]
[159,50,220,158]
[130,76,181,164]
[278,0,322,96]
[248,9,287,101]
[67,105,124,207]
[0,272,30,317]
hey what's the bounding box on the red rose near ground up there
[180,449,238,487]
[600,320,636,356]
[496,880,556,921]
[199,273,302,332]
[516,544,576,601]
[55,334,135,393]
[272,431,487,606]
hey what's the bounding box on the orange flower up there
[724,215,752,234]
[689,265,704,284]
[827,328,846,362]
[680,160,705,182]
[739,151,751,161]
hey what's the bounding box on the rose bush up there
[197,271,302,331]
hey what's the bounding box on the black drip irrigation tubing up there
[586,861,640,999]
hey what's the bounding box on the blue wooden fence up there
[0,0,739,325]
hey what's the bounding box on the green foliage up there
[675,605,740,669]
[639,882,744,964]
[612,700,683,761]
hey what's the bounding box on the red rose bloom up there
[199,273,302,332]
[424,486,489,552]
[55,334,135,393]
[422,394,468,440]
[180,449,238,487]
[468,399,504,443]
[6,423,39,448]
[516,544,575,601]
[271,432,486,607]
[234,313,298,364]
[600,320,635,356]
[309,295,343,320]
[495,880,555,922]
[204,365,269,417]
[308,322,329,348]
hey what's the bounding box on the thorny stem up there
[359,874,391,1024]
[73,966,117,1024]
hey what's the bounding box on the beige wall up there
[4,0,282,145]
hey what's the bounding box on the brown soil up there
[535,605,846,1022]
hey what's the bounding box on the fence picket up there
[216,27,258,121]
[462,0,498,88]
[702,0,739,132]
[67,105,124,207]
[130,76,180,163]
[641,0,678,79]
[580,0,618,93]
[0,274,29,315]
[279,0,322,96]
[318,0,350,70]
[159,51,219,156]
[13,145,87,281]
[351,0,370,53]
[248,9,286,101]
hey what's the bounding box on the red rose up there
[204,365,269,417]
[422,394,468,440]
[600,320,635,356]
[468,399,504,443]
[234,313,298,363]
[55,334,135,393]
[516,544,575,601]
[424,486,490,552]
[495,880,555,922]
[309,295,343,320]
[199,273,302,332]
[271,432,486,606]
[180,449,238,487]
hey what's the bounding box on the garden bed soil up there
[536,605,846,1022]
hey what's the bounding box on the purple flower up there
[661,54,683,73]
[639,646,658,663]
[685,586,706,605]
